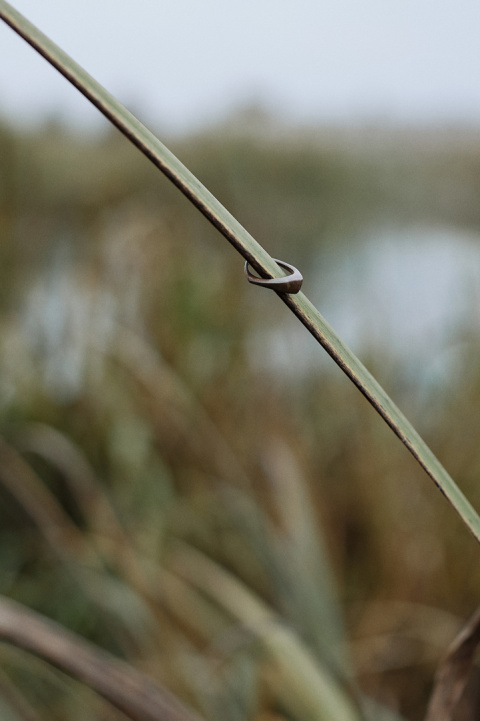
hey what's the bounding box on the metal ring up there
[244,258,303,294]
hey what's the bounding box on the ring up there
[244,258,303,294]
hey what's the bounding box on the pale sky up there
[1,0,480,133]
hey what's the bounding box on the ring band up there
[244,258,303,294]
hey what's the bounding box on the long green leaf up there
[1,0,479,542]
[170,542,362,721]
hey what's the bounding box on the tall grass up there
[1,0,479,539]
[1,118,480,719]
[1,3,480,719]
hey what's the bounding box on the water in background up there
[252,223,480,388]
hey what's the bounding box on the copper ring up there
[244,258,303,294]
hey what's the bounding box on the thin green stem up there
[1,0,479,542]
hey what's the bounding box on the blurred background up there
[1,2,480,720]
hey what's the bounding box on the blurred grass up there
[1,113,480,719]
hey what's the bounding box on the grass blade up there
[1,0,479,542]
[0,594,204,721]
[425,606,480,721]
[169,541,363,721]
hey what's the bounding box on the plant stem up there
[1,0,479,542]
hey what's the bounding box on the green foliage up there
[1,115,480,719]
[1,10,480,719]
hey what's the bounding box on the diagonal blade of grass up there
[0,436,163,651]
[425,606,480,721]
[0,594,205,721]
[1,0,479,542]
[169,541,363,721]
